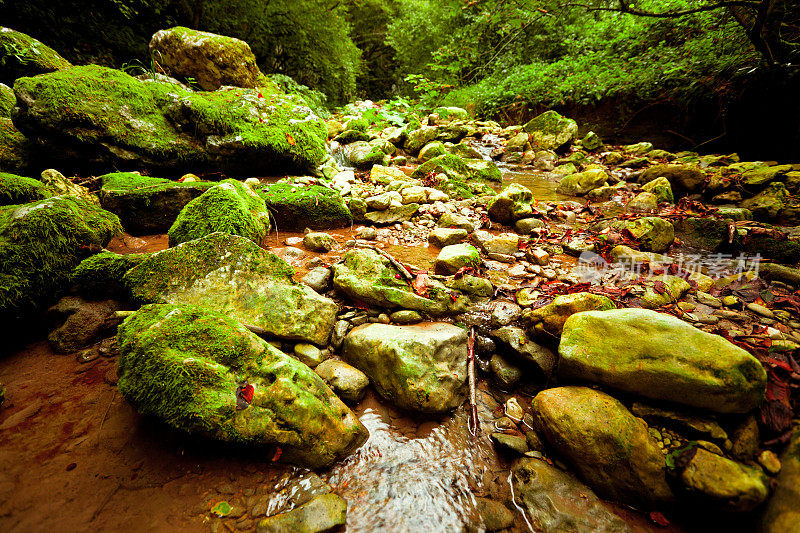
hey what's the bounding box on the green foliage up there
[268,73,330,119]
[71,251,148,299]
[389,0,763,117]
[0,172,47,206]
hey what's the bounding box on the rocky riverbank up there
[0,25,798,533]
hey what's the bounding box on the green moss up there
[0,118,29,171]
[168,179,270,247]
[71,251,148,299]
[13,65,327,173]
[0,83,14,117]
[411,153,499,199]
[0,172,46,205]
[0,196,121,315]
[0,27,71,84]
[259,182,352,230]
[124,231,295,305]
[116,303,367,466]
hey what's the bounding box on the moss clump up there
[0,83,14,117]
[0,118,29,172]
[0,27,71,84]
[116,303,368,466]
[71,251,148,299]
[99,172,215,234]
[0,172,46,205]
[168,179,270,246]
[259,182,352,230]
[411,153,499,199]
[0,196,122,315]
[13,65,327,174]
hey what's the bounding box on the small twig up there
[467,327,480,439]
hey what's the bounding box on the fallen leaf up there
[286,132,296,145]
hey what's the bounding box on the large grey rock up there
[124,232,337,345]
[533,386,675,506]
[341,322,468,412]
[149,27,262,91]
[512,458,633,532]
[117,304,367,468]
[558,308,767,413]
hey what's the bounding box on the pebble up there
[504,398,524,421]
[758,450,781,475]
[390,310,423,324]
[746,303,775,319]
[294,343,327,368]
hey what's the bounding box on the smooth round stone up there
[315,359,370,402]
[294,343,327,368]
[390,310,423,324]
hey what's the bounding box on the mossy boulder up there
[512,458,632,532]
[641,176,674,204]
[522,110,578,151]
[639,275,691,309]
[740,164,792,187]
[411,153,500,198]
[256,493,347,533]
[522,292,614,337]
[149,27,262,91]
[117,303,367,467]
[533,386,674,507]
[124,232,338,345]
[672,217,729,251]
[639,164,705,193]
[342,140,390,169]
[558,308,767,413]
[98,172,215,234]
[341,322,467,413]
[71,251,148,299]
[259,182,352,230]
[435,243,480,275]
[741,182,788,221]
[418,141,446,162]
[404,126,438,154]
[0,117,30,172]
[0,171,46,205]
[0,83,14,117]
[556,168,608,195]
[332,248,470,316]
[0,196,121,315]
[613,217,674,253]
[678,447,769,511]
[487,183,533,223]
[0,27,71,84]
[168,179,270,246]
[12,65,327,174]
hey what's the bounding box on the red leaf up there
[649,511,670,527]
[271,447,282,462]
[286,132,296,145]
[412,273,432,297]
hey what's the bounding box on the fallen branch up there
[467,327,480,439]
[354,243,414,280]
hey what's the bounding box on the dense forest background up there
[1,0,799,158]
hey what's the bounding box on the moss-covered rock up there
[71,251,149,299]
[435,243,480,275]
[639,164,705,193]
[558,308,767,413]
[740,164,792,187]
[403,125,438,154]
[0,117,30,172]
[613,217,675,253]
[641,176,674,204]
[0,27,71,84]
[678,447,769,511]
[168,179,270,246]
[639,275,691,309]
[487,183,533,223]
[741,182,788,221]
[0,83,14,117]
[332,248,470,316]
[0,171,46,205]
[342,322,467,413]
[672,217,729,251]
[522,110,578,151]
[13,65,327,174]
[99,172,216,234]
[760,426,800,533]
[512,458,632,532]
[411,153,500,199]
[149,27,262,91]
[556,168,608,195]
[117,303,367,467]
[0,196,121,315]
[256,493,347,533]
[522,292,614,337]
[342,140,388,169]
[533,386,674,507]
[125,232,337,345]
[259,182,352,230]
